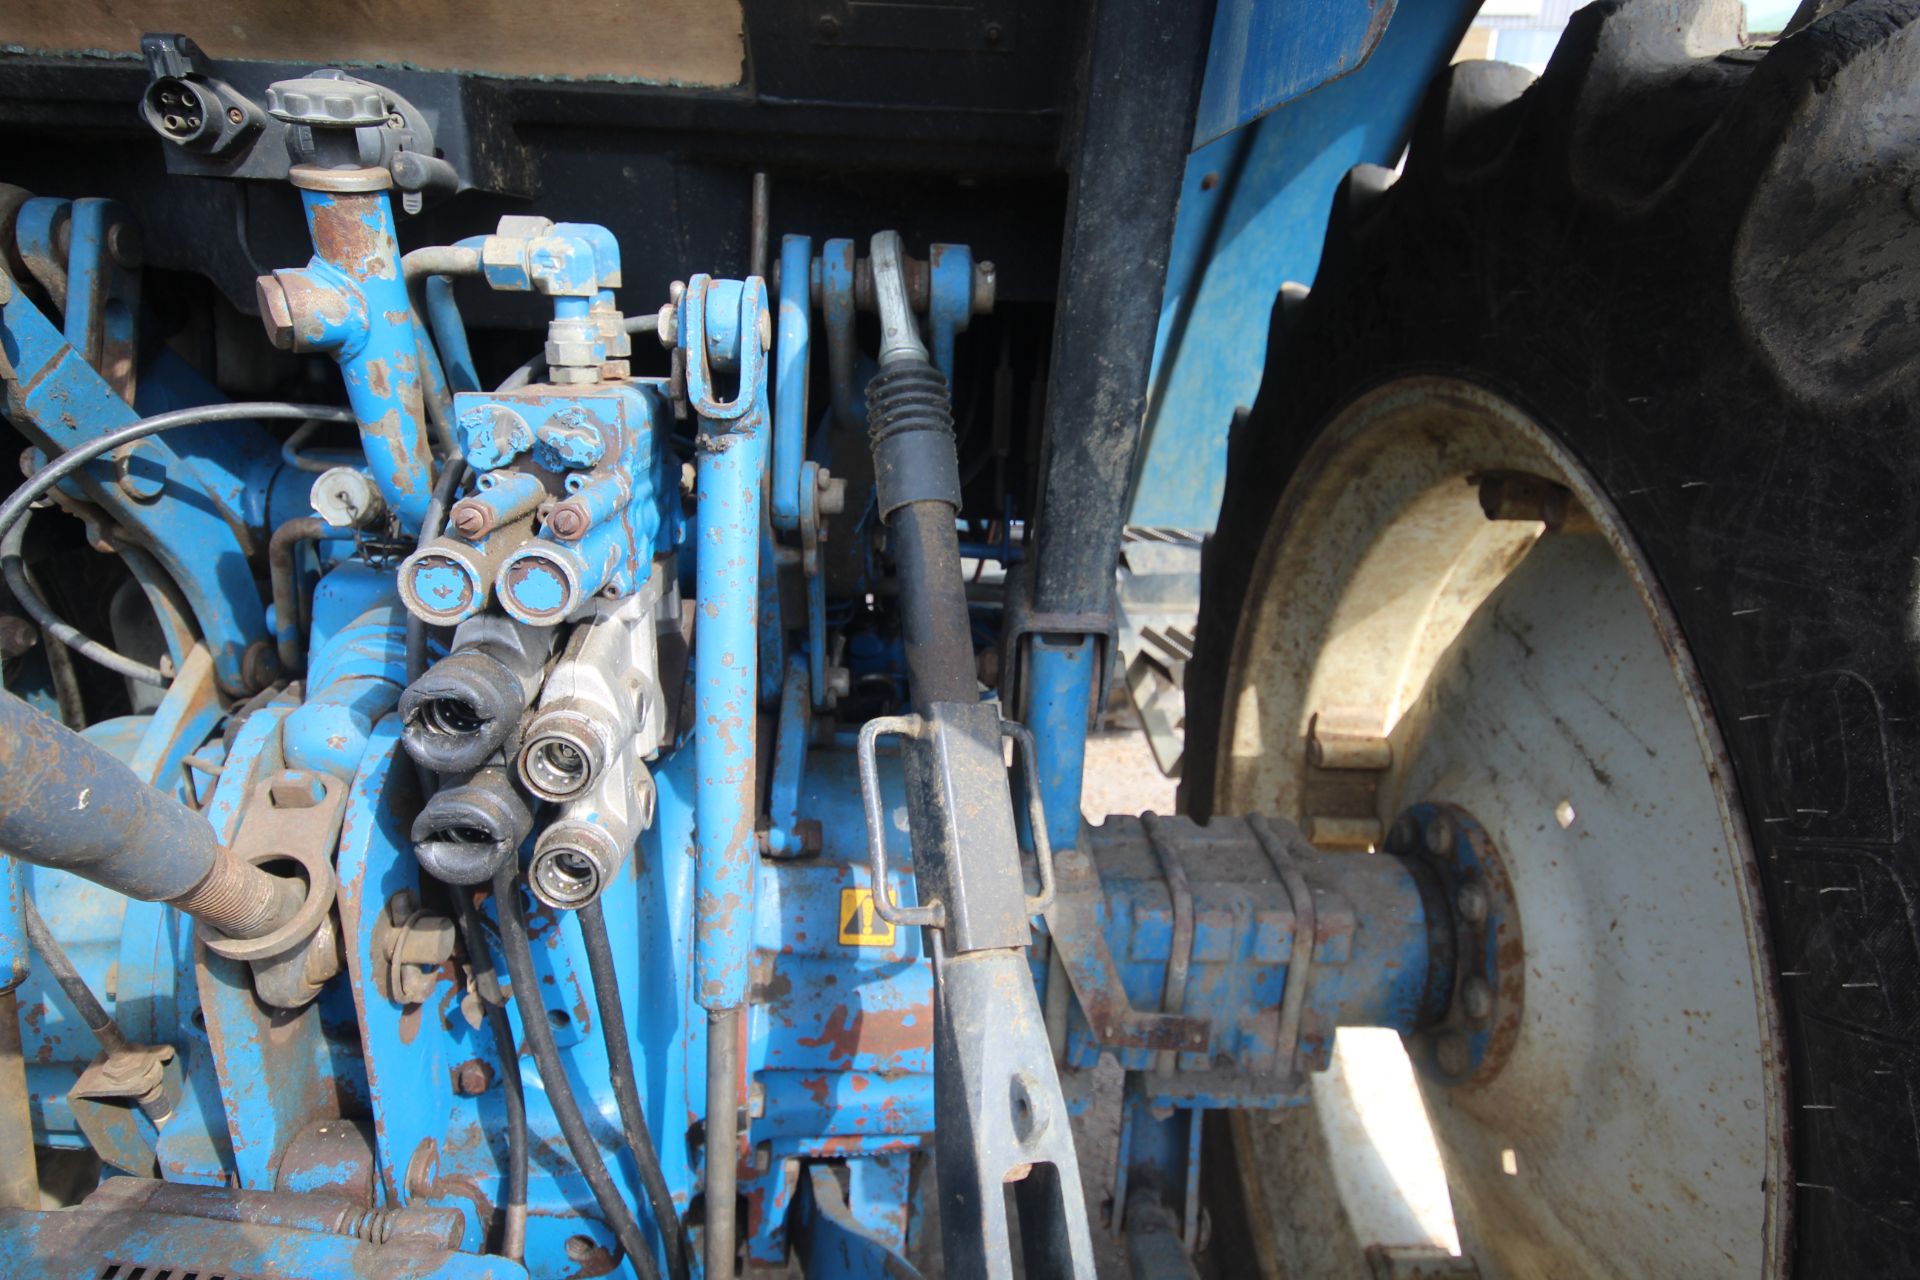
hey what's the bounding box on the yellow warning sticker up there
[838,886,896,947]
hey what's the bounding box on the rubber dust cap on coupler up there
[411,765,533,886]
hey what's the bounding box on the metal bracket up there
[1001,562,1117,728]
[68,1044,182,1179]
[202,770,347,1010]
[855,712,1057,931]
[1042,843,1212,1055]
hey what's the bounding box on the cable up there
[580,899,688,1280]
[1,512,169,687]
[279,420,336,473]
[491,861,662,1280]
[455,893,529,1262]
[0,403,357,550]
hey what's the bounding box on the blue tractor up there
[0,1,1909,1276]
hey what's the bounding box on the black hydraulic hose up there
[454,894,529,1262]
[491,861,661,1280]
[0,404,357,548]
[1,512,169,687]
[580,899,688,1280]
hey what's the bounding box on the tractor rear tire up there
[1184,3,1920,1275]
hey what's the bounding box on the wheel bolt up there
[1461,977,1494,1023]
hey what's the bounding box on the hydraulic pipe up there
[260,177,436,532]
[268,515,331,675]
[0,692,301,938]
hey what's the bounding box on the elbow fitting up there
[528,756,655,910]
[410,764,534,887]
[399,615,556,774]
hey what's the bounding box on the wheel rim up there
[1217,375,1787,1277]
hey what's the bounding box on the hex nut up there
[453,1060,494,1096]
[1461,977,1494,1023]
[256,276,296,351]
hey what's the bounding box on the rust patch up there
[795,1004,928,1067]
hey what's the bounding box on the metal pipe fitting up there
[0,692,302,939]
[397,514,535,626]
[399,615,556,775]
[268,514,333,674]
[516,591,660,803]
[494,521,628,626]
[527,753,655,910]
[410,764,534,887]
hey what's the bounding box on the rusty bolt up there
[656,301,678,348]
[395,915,457,968]
[453,1059,494,1096]
[405,1139,439,1198]
[256,275,296,351]
[1435,1031,1471,1076]
[1461,977,1494,1023]
[816,468,848,515]
[547,503,589,540]
[227,106,245,125]
[1423,813,1456,858]
[1455,882,1489,926]
[107,222,144,270]
[816,14,841,39]
[268,772,325,808]
[449,501,491,539]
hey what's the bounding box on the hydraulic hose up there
[454,895,528,1262]
[580,899,688,1280]
[491,861,661,1280]
[1,513,169,688]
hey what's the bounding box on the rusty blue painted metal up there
[0,200,274,694]
[268,183,437,532]
[687,274,772,1015]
